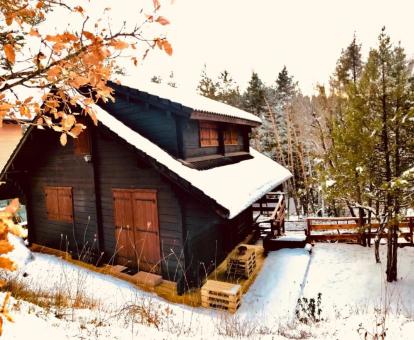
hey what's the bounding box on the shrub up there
[295,293,323,324]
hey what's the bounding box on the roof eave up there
[190,111,261,127]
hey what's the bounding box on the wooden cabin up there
[0,81,291,293]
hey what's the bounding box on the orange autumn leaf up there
[69,123,85,137]
[0,258,16,272]
[111,40,129,50]
[45,34,59,42]
[156,16,170,25]
[4,44,15,64]
[153,0,160,9]
[47,66,62,79]
[60,132,67,146]
[83,31,95,40]
[62,114,76,130]
[0,103,13,112]
[0,240,14,255]
[70,75,90,87]
[162,40,173,56]
[24,96,33,104]
[53,42,65,53]
[19,106,30,117]
[155,38,163,49]
[29,27,40,37]
[74,6,84,14]
[62,32,78,42]
[5,14,13,26]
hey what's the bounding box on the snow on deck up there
[118,78,262,124]
[94,103,292,219]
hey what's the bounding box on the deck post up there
[306,218,311,238]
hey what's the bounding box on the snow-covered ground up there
[1,241,414,339]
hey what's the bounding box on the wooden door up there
[132,190,161,273]
[113,189,161,273]
[113,190,136,267]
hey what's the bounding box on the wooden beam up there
[191,111,260,127]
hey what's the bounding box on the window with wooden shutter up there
[199,121,219,147]
[44,186,73,222]
[224,125,239,145]
[74,129,91,155]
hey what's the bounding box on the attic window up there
[74,129,91,155]
[44,186,73,223]
[224,126,239,145]
[199,121,219,147]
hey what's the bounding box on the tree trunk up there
[374,236,381,263]
[379,55,395,282]
[386,218,393,281]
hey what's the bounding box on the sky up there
[46,0,414,96]
[132,0,414,96]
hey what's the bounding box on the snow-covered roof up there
[116,77,262,125]
[93,103,291,219]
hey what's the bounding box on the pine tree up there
[197,64,217,99]
[215,70,242,107]
[320,28,414,281]
[242,72,265,116]
[334,34,363,88]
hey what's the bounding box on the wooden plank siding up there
[181,119,221,158]
[102,95,179,156]
[180,119,250,160]
[10,129,99,257]
[181,196,253,288]
[95,126,185,284]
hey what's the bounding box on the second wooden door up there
[113,189,161,273]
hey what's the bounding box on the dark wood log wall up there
[224,129,247,154]
[11,129,99,257]
[181,197,253,288]
[103,95,179,156]
[180,119,220,159]
[95,126,185,283]
[180,119,250,160]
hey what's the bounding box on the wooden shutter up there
[45,187,59,220]
[113,190,136,266]
[224,129,231,144]
[209,127,219,146]
[113,190,134,228]
[231,128,238,144]
[44,186,73,222]
[132,190,161,272]
[58,187,73,222]
[200,121,219,147]
[224,125,239,145]
[74,130,91,155]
